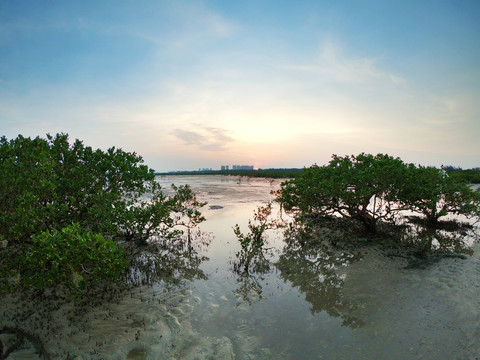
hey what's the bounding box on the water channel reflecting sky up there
[156,175,480,359]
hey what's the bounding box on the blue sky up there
[1,0,479,171]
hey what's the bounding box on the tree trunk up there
[425,214,439,227]
[354,213,377,233]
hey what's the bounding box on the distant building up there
[221,165,230,171]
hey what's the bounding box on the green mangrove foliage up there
[117,182,206,244]
[276,153,480,233]
[19,224,128,294]
[399,165,480,225]
[0,133,206,293]
[276,154,408,232]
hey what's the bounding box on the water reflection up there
[276,234,364,328]
[127,230,212,288]
[232,249,272,306]
[401,216,477,257]
[4,175,476,358]
[229,222,365,328]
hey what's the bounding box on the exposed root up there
[0,326,50,360]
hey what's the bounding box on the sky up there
[1,0,479,171]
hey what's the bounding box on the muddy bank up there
[0,280,236,359]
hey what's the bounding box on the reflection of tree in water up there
[233,249,272,306]
[233,273,264,306]
[126,230,211,288]
[401,220,477,267]
[418,228,474,255]
[276,234,364,328]
[0,232,211,360]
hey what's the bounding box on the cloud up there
[172,125,235,151]
[137,2,236,47]
[182,3,235,38]
[283,39,405,85]
[171,129,205,145]
[0,2,235,50]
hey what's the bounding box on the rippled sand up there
[2,244,480,359]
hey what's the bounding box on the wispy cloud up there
[418,92,479,128]
[178,3,235,38]
[284,39,405,85]
[126,2,236,46]
[172,125,235,152]
[172,129,205,145]
[0,1,236,47]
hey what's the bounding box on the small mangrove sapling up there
[233,203,278,274]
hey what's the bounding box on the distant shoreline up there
[155,168,305,179]
[155,167,480,183]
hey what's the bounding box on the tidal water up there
[151,175,480,360]
[2,175,479,359]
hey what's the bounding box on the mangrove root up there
[0,326,50,360]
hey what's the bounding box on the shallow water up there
[2,175,480,359]
[156,175,480,359]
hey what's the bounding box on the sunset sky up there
[1,0,479,171]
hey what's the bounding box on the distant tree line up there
[159,166,480,183]
[157,168,305,179]
[443,166,480,184]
